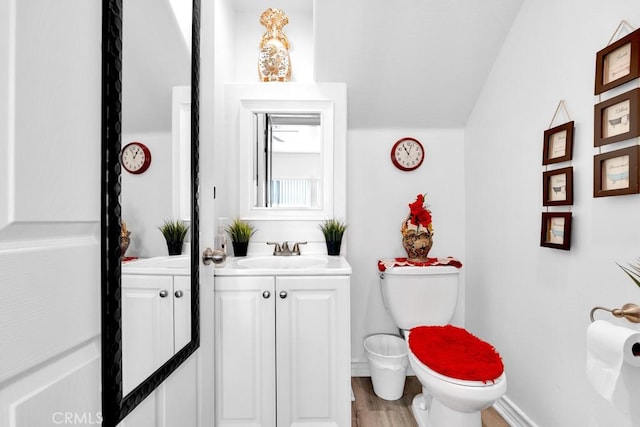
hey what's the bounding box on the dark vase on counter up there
[232,241,249,257]
[325,240,342,256]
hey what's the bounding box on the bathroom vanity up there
[213,255,352,427]
[120,256,196,426]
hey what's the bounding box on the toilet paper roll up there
[586,320,640,401]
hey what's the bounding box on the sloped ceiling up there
[122,0,190,134]
[123,0,523,131]
[314,0,524,128]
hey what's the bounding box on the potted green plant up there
[158,219,189,256]
[225,218,256,257]
[319,218,347,256]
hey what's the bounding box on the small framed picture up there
[543,121,574,165]
[540,212,572,250]
[594,146,639,197]
[543,167,573,206]
[594,88,640,147]
[595,28,640,94]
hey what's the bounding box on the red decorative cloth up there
[122,257,139,263]
[377,257,463,272]
[409,325,504,383]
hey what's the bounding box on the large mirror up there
[101,0,200,425]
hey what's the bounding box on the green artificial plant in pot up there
[319,218,347,256]
[225,218,256,257]
[158,219,189,256]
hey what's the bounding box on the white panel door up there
[276,276,351,427]
[0,0,102,426]
[214,276,276,427]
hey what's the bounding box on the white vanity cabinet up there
[121,274,191,394]
[119,257,195,427]
[215,274,351,427]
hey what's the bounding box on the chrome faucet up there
[267,241,307,256]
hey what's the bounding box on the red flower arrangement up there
[407,194,433,235]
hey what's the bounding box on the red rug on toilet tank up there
[409,325,504,383]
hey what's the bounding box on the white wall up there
[347,128,466,367]
[466,0,640,425]
[121,131,177,257]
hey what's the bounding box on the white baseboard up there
[493,396,538,427]
[351,361,370,377]
[351,362,536,427]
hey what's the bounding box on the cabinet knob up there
[175,290,184,298]
[159,290,168,298]
[262,290,271,299]
[279,291,288,299]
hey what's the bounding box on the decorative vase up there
[120,232,131,257]
[325,240,342,256]
[166,241,183,256]
[232,241,249,257]
[401,216,433,261]
[258,8,291,82]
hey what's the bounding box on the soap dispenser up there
[214,218,227,266]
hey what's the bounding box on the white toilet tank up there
[380,266,460,330]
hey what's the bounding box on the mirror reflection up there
[120,0,192,396]
[252,112,322,209]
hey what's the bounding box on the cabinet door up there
[276,276,351,427]
[121,275,174,396]
[215,276,276,427]
[173,275,192,351]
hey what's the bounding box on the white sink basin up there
[237,256,328,269]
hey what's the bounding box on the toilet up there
[379,265,506,427]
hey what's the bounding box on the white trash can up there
[363,334,408,400]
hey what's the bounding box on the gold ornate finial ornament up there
[258,8,292,82]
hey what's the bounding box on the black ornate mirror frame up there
[100,0,200,425]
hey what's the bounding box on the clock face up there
[391,137,425,171]
[121,142,151,174]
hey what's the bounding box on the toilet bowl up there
[405,327,506,427]
[379,265,506,427]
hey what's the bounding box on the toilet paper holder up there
[590,303,640,323]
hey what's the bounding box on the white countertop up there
[122,255,190,276]
[214,255,352,276]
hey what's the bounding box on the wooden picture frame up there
[543,121,574,165]
[543,167,573,206]
[540,212,572,250]
[593,146,639,197]
[595,28,640,94]
[594,88,640,147]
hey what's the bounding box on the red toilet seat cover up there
[409,325,504,383]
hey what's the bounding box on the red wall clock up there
[391,137,425,171]
[121,142,152,174]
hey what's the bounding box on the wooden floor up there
[351,376,510,427]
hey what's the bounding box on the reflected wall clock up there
[121,142,152,174]
[391,137,425,171]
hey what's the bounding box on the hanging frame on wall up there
[543,166,573,206]
[542,121,574,165]
[595,24,640,95]
[540,212,572,251]
[594,88,640,147]
[593,145,640,198]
